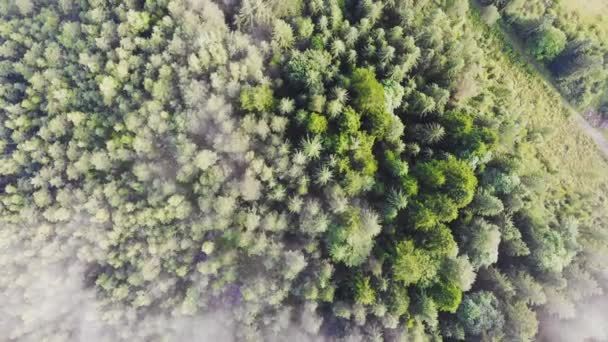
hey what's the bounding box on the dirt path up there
[573,114,608,157]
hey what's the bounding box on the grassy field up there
[469,3,608,198]
[558,0,608,46]
[471,0,608,165]
[560,0,608,20]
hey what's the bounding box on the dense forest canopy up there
[1,0,608,341]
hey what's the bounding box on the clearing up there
[560,0,608,20]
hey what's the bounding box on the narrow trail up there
[573,114,608,157]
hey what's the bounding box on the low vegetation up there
[478,0,608,122]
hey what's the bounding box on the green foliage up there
[287,49,332,94]
[408,158,477,231]
[307,112,328,134]
[457,291,505,337]
[419,123,445,144]
[240,85,275,112]
[273,19,295,49]
[340,107,362,132]
[463,218,501,269]
[296,17,314,38]
[472,189,504,217]
[424,223,458,256]
[384,150,409,178]
[414,157,477,208]
[350,68,392,137]
[504,301,538,342]
[430,280,463,313]
[351,68,385,114]
[328,207,381,267]
[99,76,118,105]
[311,35,325,50]
[529,26,567,61]
[389,285,411,317]
[439,111,497,159]
[392,240,439,286]
[127,10,151,34]
[353,275,376,305]
[3,0,608,341]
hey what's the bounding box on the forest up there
[1,0,608,341]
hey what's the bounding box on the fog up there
[0,216,237,341]
[539,295,608,342]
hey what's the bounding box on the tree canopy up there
[1,0,607,341]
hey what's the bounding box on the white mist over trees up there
[1,0,608,341]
